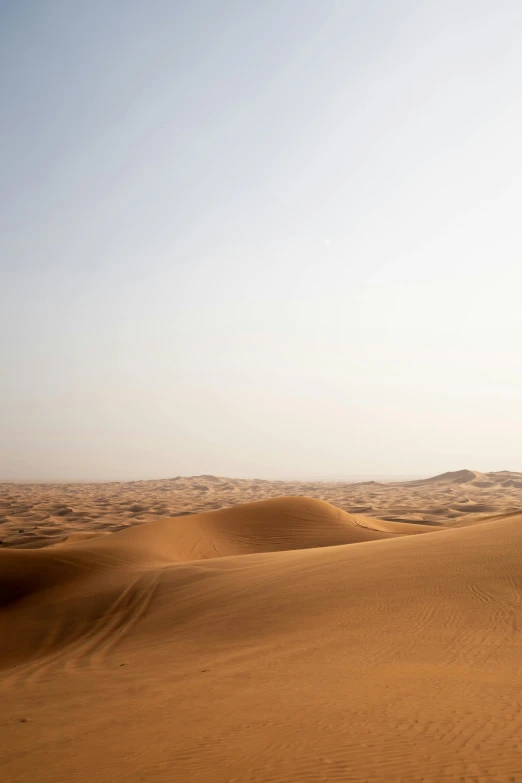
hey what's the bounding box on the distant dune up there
[2,473,522,781]
[407,468,479,484]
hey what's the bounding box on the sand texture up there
[2,470,522,782]
[1,468,521,549]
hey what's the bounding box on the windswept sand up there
[2,471,522,782]
[1,468,521,548]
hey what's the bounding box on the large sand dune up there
[0,498,429,667]
[2,475,522,781]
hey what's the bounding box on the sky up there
[1,0,522,482]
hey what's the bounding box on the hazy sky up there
[1,0,522,481]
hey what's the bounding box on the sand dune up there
[1,468,522,548]
[2,478,522,781]
[70,496,431,561]
[408,468,480,484]
[0,498,430,662]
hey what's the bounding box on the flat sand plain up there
[2,469,522,782]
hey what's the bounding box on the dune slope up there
[0,497,431,672]
[76,495,431,560]
[0,496,428,612]
[2,499,522,782]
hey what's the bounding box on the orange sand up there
[2,470,522,782]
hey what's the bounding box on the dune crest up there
[80,495,432,560]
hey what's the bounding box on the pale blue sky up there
[1,1,522,481]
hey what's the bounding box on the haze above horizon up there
[2,1,522,482]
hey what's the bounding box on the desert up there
[4,2,522,781]
[2,470,522,781]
